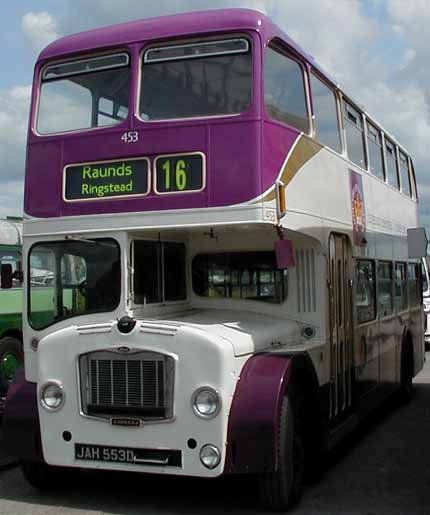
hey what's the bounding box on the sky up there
[0,0,429,228]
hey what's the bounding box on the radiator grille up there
[80,351,174,419]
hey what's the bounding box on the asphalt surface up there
[0,358,430,514]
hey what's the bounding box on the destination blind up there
[64,158,150,201]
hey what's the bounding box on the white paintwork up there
[37,319,248,476]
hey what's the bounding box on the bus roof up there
[38,8,318,70]
[35,8,410,160]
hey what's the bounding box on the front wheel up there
[258,389,305,511]
[21,461,78,490]
[0,336,23,394]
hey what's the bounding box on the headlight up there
[40,381,65,411]
[200,444,221,469]
[191,387,220,419]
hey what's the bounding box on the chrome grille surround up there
[79,350,175,421]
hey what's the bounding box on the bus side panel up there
[225,354,293,474]
[2,369,43,462]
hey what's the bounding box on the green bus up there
[0,217,24,399]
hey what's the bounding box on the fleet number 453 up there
[121,131,139,143]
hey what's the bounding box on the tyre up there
[21,461,78,490]
[258,388,305,511]
[0,336,23,394]
[399,342,414,403]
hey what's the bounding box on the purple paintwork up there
[275,239,296,268]
[225,353,293,474]
[24,9,312,218]
[2,369,43,462]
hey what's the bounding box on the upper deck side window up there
[366,121,385,181]
[399,151,412,197]
[343,100,367,170]
[264,46,310,133]
[310,73,341,153]
[384,138,400,190]
[37,53,131,135]
[139,38,252,121]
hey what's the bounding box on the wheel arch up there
[225,351,323,474]
[2,368,43,463]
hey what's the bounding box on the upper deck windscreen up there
[37,53,131,135]
[139,38,252,121]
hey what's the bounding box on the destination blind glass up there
[64,158,149,201]
[155,154,204,193]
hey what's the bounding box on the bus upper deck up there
[25,8,417,247]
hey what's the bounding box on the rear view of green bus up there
[0,218,24,399]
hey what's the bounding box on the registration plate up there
[75,443,135,464]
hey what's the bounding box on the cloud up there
[0,85,32,215]
[22,12,59,54]
[273,0,379,87]
[62,0,271,33]
[0,182,25,217]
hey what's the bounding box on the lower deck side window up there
[378,261,393,318]
[394,262,408,312]
[355,259,376,323]
[408,263,421,308]
[192,251,287,304]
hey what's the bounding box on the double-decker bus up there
[3,9,425,510]
[0,217,23,404]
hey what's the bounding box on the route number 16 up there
[162,159,187,191]
[121,131,139,143]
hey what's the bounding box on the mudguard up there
[225,353,293,474]
[2,369,43,462]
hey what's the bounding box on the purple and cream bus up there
[3,9,425,510]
